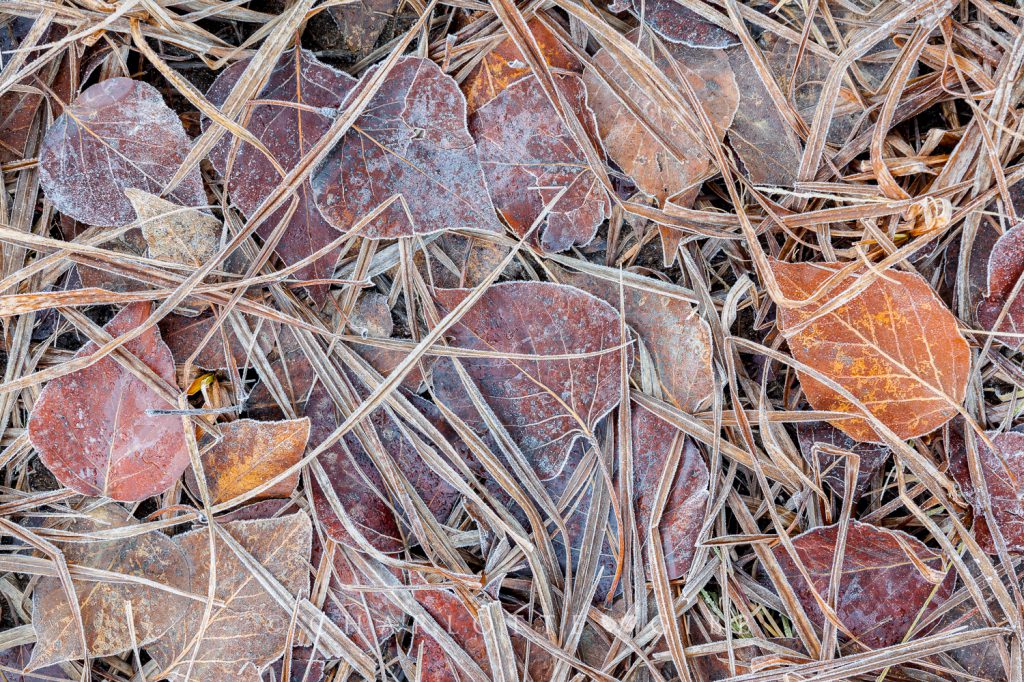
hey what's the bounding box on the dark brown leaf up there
[304,0,400,56]
[948,429,1024,554]
[1,644,73,681]
[795,420,890,502]
[608,0,737,47]
[159,311,277,371]
[976,222,1024,349]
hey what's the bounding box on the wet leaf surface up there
[312,56,503,240]
[39,78,206,227]
[795,420,891,501]
[772,260,970,442]
[28,302,190,501]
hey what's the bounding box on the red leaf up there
[795,420,890,501]
[977,222,1024,349]
[948,429,1024,553]
[311,56,503,240]
[28,302,189,501]
[38,78,205,227]
[608,0,736,47]
[315,543,405,649]
[159,311,277,371]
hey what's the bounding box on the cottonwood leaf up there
[38,78,205,227]
[431,281,627,474]
[631,403,709,579]
[147,513,312,682]
[948,429,1024,554]
[311,56,503,240]
[772,260,970,443]
[470,73,609,252]
[557,269,713,411]
[205,49,354,306]
[160,311,277,371]
[607,0,736,47]
[795,420,890,502]
[186,418,310,506]
[28,302,190,501]
[0,644,71,681]
[126,189,220,267]
[29,505,191,669]
[771,520,952,649]
[976,222,1024,350]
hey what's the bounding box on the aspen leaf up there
[0,644,71,681]
[607,0,737,47]
[977,222,1024,350]
[126,189,220,267]
[795,420,890,501]
[159,311,277,371]
[948,429,1024,554]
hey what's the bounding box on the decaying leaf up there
[205,49,354,305]
[160,311,277,370]
[316,543,405,650]
[772,260,970,442]
[312,56,503,239]
[976,222,1024,349]
[187,418,310,505]
[771,520,952,649]
[29,505,191,669]
[38,78,205,227]
[795,420,891,501]
[126,189,220,267]
[1,644,73,681]
[148,512,313,682]
[415,233,513,289]
[265,646,325,682]
[631,403,709,579]
[304,0,400,56]
[431,281,627,473]
[557,268,714,411]
[607,0,737,47]
[948,429,1024,554]
[28,302,190,501]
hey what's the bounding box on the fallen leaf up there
[28,302,190,501]
[948,429,1024,554]
[29,505,192,668]
[316,542,405,649]
[976,222,1024,350]
[795,420,890,502]
[1,644,73,681]
[415,234,513,289]
[148,512,313,682]
[205,49,354,305]
[126,189,220,267]
[631,402,709,579]
[265,646,325,682]
[186,418,310,506]
[312,56,503,240]
[556,268,714,411]
[347,291,393,338]
[608,0,737,47]
[431,281,627,474]
[38,78,206,227]
[771,520,952,649]
[772,260,970,442]
[304,0,400,56]
[159,311,277,371]
[470,73,609,252]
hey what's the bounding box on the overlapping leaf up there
[28,302,190,501]
[160,311,277,370]
[948,429,1024,553]
[976,222,1024,349]
[205,49,354,305]
[126,189,220,267]
[607,0,737,47]
[772,260,970,442]
[311,56,503,239]
[316,543,405,650]
[795,420,891,501]
[38,78,205,226]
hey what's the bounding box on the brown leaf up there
[772,260,970,442]
[205,49,354,305]
[431,281,627,473]
[795,420,890,502]
[29,505,192,668]
[186,418,310,506]
[316,543,405,649]
[771,520,952,649]
[976,222,1024,349]
[311,56,503,240]
[126,189,220,267]
[557,269,714,411]
[148,512,313,682]
[608,0,736,46]
[470,73,609,252]
[948,429,1024,553]
[159,311,277,371]
[0,644,71,681]
[265,646,325,682]
[38,78,205,227]
[414,234,513,289]
[28,302,190,501]
[304,0,400,56]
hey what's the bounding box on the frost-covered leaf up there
[205,49,354,305]
[28,302,190,501]
[159,311,276,371]
[415,234,512,289]
[29,505,191,668]
[38,78,205,227]
[148,513,312,682]
[431,281,627,474]
[795,420,890,501]
[187,418,309,505]
[0,644,71,681]
[315,543,405,649]
[771,520,952,649]
[608,0,736,47]
[312,56,503,240]
[265,646,324,682]
[304,0,400,56]
[976,222,1024,350]
[126,189,220,267]
[557,269,713,411]
[948,429,1024,554]
[772,261,970,442]
[631,403,709,579]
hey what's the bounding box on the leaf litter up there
[2,0,1024,680]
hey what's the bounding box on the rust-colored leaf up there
[557,269,713,411]
[948,429,1024,554]
[148,512,313,682]
[772,260,970,442]
[126,189,220,267]
[159,311,277,371]
[608,0,736,47]
[631,403,709,579]
[205,49,354,305]
[795,420,890,501]
[415,233,513,289]
[186,418,310,505]
[28,302,190,501]
[771,520,952,649]
[431,281,627,473]
[29,505,191,669]
[38,78,205,227]
[470,73,609,252]
[976,222,1024,349]
[311,56,503,240]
